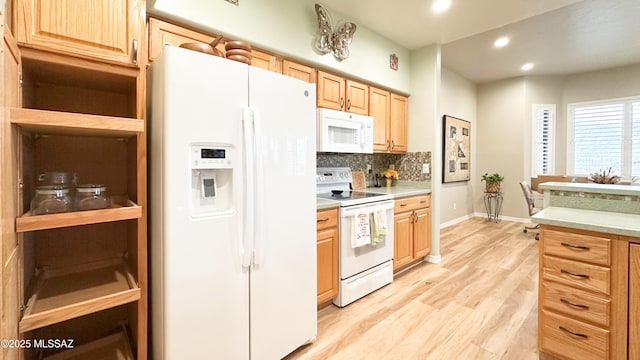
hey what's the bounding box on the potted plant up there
[481,172,504,193]
[381,169,399,187]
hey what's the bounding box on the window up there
[532,104,555,176]
[567,97,640,177]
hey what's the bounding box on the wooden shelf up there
[20,258,140,333]
[42,328,133,360]
[16,200,141,233]
[10,108,144,136]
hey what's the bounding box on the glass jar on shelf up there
[74,184,110,211]
[38,171,77,194]
[30,186,73,215]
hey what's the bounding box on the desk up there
[483,192,503,222]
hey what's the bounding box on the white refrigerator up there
[149,46,317,360]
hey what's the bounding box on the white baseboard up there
[426,254,441,264]
[472,212,531,223]
[440,214,474,229]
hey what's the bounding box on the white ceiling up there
[320,0,640,83]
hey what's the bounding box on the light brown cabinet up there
[2,21,147,358]
[389,93,408,153]
[393,194,430,270]
[148,17,225,63]
[1,21,22,360]
[317,70,368,115]
[629,243,639,359]
[13,0,145,66]
[538,226,630,360]
[283,60,316,83]
[316,207,338,305]
[250,48,281,73]
[369,87,408,153]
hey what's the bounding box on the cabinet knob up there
[340,97,344,108]
[391,140,395,150]
[347,98,351,110]
[386,140,390,150]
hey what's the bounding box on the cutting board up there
[351,171,366,190]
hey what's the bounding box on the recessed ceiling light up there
[521,63,534,71]
[494,37,509,48]
[432,0,451,13]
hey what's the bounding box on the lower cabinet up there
[630,243,640,359]
[539,226,634,360]
[393,194,430,270]
[316,207,338,305]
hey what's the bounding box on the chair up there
[519,181,541,240]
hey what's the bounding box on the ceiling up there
[320,0,640,83]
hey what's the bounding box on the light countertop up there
[540,181,640,196]
[316,197,340,210]
[532,206,640,237]
[360,185,431,198]
[316,183,431,210]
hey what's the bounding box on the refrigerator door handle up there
[242,108,255,268]
[252,109,266,267]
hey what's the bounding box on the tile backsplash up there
[317,152,432,184]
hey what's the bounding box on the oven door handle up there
[340,201,395,217]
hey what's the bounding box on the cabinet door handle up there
[560,298,590,310]
[413,213,418,223]
[420,201,427,204]
[391,140,395,150]
[317,218,329,222]
[386,140,390,150]
[400,204,408,207]
[561,242,590,251]
[340,97,344,108]
[347,98,351,110]
[560,269,590,279]
[559,326,588,339]
[132,39,138,64]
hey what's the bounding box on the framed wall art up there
[442,115,471,183]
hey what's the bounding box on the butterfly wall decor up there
[314,3,357,61]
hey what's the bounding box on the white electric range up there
[316,167,395,307]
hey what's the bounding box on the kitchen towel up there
[370,209,387,245]
[351,212,371,248]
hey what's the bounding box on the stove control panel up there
[316,167,352,184]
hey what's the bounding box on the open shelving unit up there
[19,258,140,333]
[10,48,147,359]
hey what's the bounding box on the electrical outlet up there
[422,163,430,174]
[453,203,457,210]
[366,164,372,173]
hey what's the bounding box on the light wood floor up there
[286,217,541,360]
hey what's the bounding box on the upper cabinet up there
[148,17,224,63]
[250,49,281,73]
[389,94,408,153]
[283,60,316,83]
[13,0,145,66]
[317,70,368,115]
[370,87,408,153]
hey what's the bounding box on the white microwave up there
[317,108,374,154]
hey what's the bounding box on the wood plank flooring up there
[286,217,540,360]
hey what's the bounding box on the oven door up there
[339,200,395,280]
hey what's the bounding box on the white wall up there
[409,45,442,262]
[440,68,477,225]
[476,78,528,219]
[148,0,412,93]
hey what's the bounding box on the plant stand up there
[483,192,503,222]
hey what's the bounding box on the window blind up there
[534,107,553,175]
[633,102,640,176]
[573,103,624,175]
